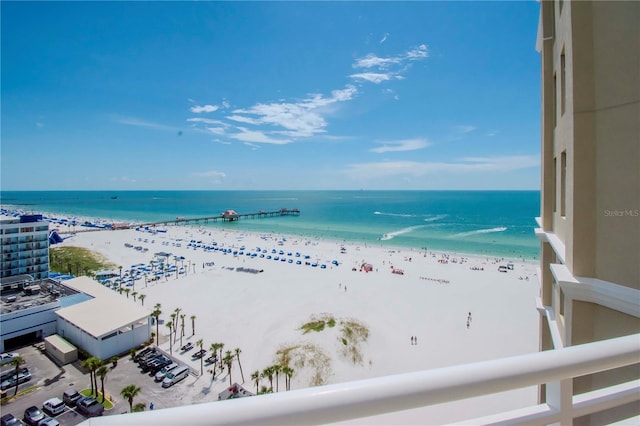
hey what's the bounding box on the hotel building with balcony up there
[535,0,640,423]
[1,214,50,282]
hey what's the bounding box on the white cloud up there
[110,176,137,183]
[353,54,401,69]
[379,33,389,44]
[229,127,291,145]
[346,155,540,179]
[221,100,230,109]
[406,44,429,60]
[349,72,392,84]
[190,104,219,113]
[370,138,430,153]
[206,127,225,135]
[187,117,228,126]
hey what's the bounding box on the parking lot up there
[1,343,202,425]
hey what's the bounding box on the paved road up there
[1,343,200,425]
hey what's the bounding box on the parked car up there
[62,388,82,406]
[146,357,171,375]
[0,414,21,426]
[154,362,178,382]
[141,355,168,372]
[37,417,60,426]
[162,365,189,388]
[134,347,156,362]
[76,396,104,417]
[180,342,193,352]
[0,353,19,366]
[24,406,45,426]
[1,366,28,382]
[1,370,31,390]
[136,350,159,365]
[43,397,65,416]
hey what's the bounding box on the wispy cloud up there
[191,170,226,184]
[349,72,393,84]
[379,33,389,44]
[456,125,477,133]
[190,104,219,113]
[206,127,225,135]
[110,176,137,183]
[370,138,430,153]
[229,127,291,145]
[116,116,178,132]
[187,117,228,126]
[346,155,540,179]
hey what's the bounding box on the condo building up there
[535,0,640,424]
[1,214,50,282]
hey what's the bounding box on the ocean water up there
[1,190,540,259]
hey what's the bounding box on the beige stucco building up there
[535,0,640,424]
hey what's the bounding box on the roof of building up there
[55,276,150,339]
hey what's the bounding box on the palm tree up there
[118,265,123,290]
[120,384,141,413]
[273,364,281,392]
[82,357,102,396]
[96,365,109,403]
[209,344,218,381]
[190,315,196,336]
[179,314,185,347]
[133,402,146,412]
[234,348,245,383]
[251,370,261,394]
[282,366,294,391]
[151,304,161,345]
[262,366,274,392]
[196,339,204,375]
[139,294,146,306]
[223,351,234,385]
[166,322,173,354]
[123,288,131,299]
[217,343,225,371]
[9,356,25,396]
[131,291,138,302]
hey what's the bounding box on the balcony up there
[82,334,639,425]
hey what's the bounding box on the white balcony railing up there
[81,334,640,426]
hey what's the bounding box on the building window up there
[560,151,567,217]
[560,49,566,115]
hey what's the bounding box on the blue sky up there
[2,1,541,191]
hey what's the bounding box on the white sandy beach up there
[52,219,540,424]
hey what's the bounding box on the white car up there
[43,398,65,416]
[0,353,19,365]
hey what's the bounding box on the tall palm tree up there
[118,265,123,290]
[120,384,141,413]
[82,357,102,396]
[123,288,131,299]
[166,323,173,354]
[131,291,138,302]
[262,366,274,392]
[96,365,109,403]
[209,343,218,381]
[190,315,196,336]
[234,348,245,383]
[273,364,281,392]
[151,304,161,345]
[223,351,234,385]
[251,370,261,394]
[196,339,204,375]
[9,356,25,396]
[139,294,146,306]
[179,314,185,347]
[282,366,294,391]
[218,343,225,371]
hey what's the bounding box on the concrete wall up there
[0,302,59,352]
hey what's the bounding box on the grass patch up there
[50,246,115,277]
[338,319,369,365]
[80,388,114,410]
[300,313,336,334]
[276,343,332,387]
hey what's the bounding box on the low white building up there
[55,277,151,360]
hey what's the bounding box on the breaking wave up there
[373,211,416,218]
[423,214,448,222]
[451,227,508,238]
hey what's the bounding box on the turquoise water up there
[1,190,540,259]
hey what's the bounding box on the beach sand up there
[54,221,541,423]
